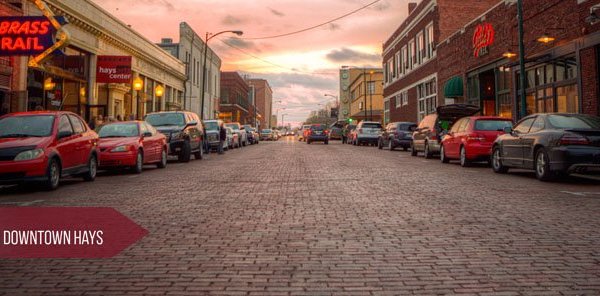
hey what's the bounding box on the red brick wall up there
[437,0,499,42]
[1,1,24,112]
[580,46,599,115]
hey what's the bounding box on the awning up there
[443,76,464,98]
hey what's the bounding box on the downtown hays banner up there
[96,55,133,83]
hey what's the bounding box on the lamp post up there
[272,100,283,128]
[201,30,243,120]
[155,85,164,111]
[274,107,286,129]
[517,0,527,120]
[133,77,144,120]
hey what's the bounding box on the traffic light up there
[348,118,353,123]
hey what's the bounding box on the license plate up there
[315,131,322,135]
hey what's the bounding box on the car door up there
[56,115,77,170]
[503,117,535,167]
[67,115,88,166]
[140,123,154,163]
[455,118,470,156]
[148,123,164,161]
[445,118,463,157]
[521,116,545,169]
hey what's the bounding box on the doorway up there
[479,69,496,116]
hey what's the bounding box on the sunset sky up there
[93,0,412,126]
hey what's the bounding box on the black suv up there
[378,122,417,151]
[145,111,204,162]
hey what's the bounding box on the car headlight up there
[14,149,45,161]
[170,131,183,140]
[110,145,130,152]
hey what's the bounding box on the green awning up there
[443,76,464,98]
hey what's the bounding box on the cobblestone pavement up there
[1,138,600,295]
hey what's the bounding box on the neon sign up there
[472,23,495,58]
[27,0,70,68]
[0,17,55,55]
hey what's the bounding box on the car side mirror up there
[185,121,198,129]
[503,126,513,134]
[143,132,152,137]
[57,130,73,139]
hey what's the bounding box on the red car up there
[440,116,513,167]
[97,121,167,173]
[0,111,99,190]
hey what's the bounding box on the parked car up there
[300,125,311,142]
[203,119,223,152]
[329,122,343,140]
[97,121,167,173]
[353,121,383,146]
[378,122,417,151]
[225,127,238,149]
[225,122,247,147]
[491,113,600,181]
[0,111,98,190]
[243,125,259,144]
[440,116,513,166]
[307,124,329,145]
[260,129,274,141]
[345,124,357,144]
[145,111,204,162]
[412,104,480,158]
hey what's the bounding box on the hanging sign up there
[96,56,133,83]
[0,17,57,56]
[472,23,495,58]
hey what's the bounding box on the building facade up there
[158,22,222,119]
[8,0,187,121]
[0,1,26,116]
[248,79,273,129]
[437,0,600,120]
[348,68,384,123]
[219,71,250,124]
[382,0,499,124]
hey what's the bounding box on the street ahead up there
[1,138,600,295]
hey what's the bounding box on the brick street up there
[1,139,600,295]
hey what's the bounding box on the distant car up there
[300,125,311,142]
[243,125,259,144]
[98,121,168,173]
[492,113,600,181]
[329,123,343,140]
[345,124,357,144]
[0,111,98,190]
[260,129,274,141]
[307,124,329,145]
[204,119,224,151]
[412,104,479,158]
[440,116,513,167]
[378,122,417,151]
[225,122,247,147]
[226,127,238,149]
[145,111,204,162]
[353,121,383,146]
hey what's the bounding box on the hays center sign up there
[96,56,133,84]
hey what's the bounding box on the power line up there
[240,0,381,40]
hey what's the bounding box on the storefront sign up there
[473,23,495,58]
[96,56,133,83]
[0,17,57,56]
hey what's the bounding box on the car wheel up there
[440,145,449,163]
[178,141,191,162]
[492,146,509,174]
[43,158,61,190]
[378,139,383,150]
[157,148,167,168]
[410,143,418,156]
[133,151,143,174]
[424,142,433,159]
[389,139,394,151]
[83,155,98,181]
[459,146,470,167]
[535,148,556,181]
[194,145,203,160]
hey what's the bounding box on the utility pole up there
[517,0,527,120]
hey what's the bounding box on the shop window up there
[545,65,554,84]
[526,70,535,89]
[498,93,512,119]
[417,79,437,122]
[401,46,407,75]
[556,84,578,113]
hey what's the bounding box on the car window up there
[547,115,600,129]
[99,123,139,138]
[0,115,55,138]
[450,119,463,133]
[146,113,185,127]
[474,120,513,131]
[362,123,382,129]
[68,115,85,134]
[514,117,536,134]
[58,115,73,134]
[458,119,470,133]
[311,125,325,131]
[529,117,545,133]
[398,124,415,131]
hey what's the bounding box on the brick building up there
[0,1,26,116]
[219,72,251,124]
[437,0,600,120]
[347,68,384,123]
[248,79,273,129]
[382,0,499,123]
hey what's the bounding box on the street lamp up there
[155,85,164,111]
[201,30,243,120]
[133,76,144,119]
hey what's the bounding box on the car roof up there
[4,111,75,117]
[468,116,512,121]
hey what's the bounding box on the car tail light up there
[358,128,363,133]
[325,130,330,135]
[467,133,486,142]
[559,133,590,146]
[430,135,437,141]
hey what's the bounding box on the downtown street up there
[1,139,599,295]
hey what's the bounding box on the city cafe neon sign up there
[0,0,70,68]
[472,23,495,58]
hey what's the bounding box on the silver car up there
[203,119,223,151]
[225,122,247,147]
[353,121,383,146]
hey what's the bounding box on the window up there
[367,82,375,95]
[556,84,578,113]
[416,32,424,65]
[68,115,85,134]
[514,117,535,134]
[426,24,434,58]
[417,78,437,122]
[384,99,390,124]
[396,91,408,108]
[396,53,401,78]
[383,62,388,84]
[529,116,545,133]
[401,46,407,75]
[59,116,73,134]
[408,40,415,70]
[388,60,395,82]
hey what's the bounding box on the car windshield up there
[98,123,139,138]
[311,125,325,131]
[474,120,513,131]
[398,124,416,131]
[347,125,356,130]
[204,121,219,131]
[225,124,239,130]
[548,115,600,129]
[261,129,272,133]
[0,115,54,138]
[302,125,310,129]
[145,113,185,127]
[362,123,382,129]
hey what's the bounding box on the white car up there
[225,122,248,147]
[353,121,383,146]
